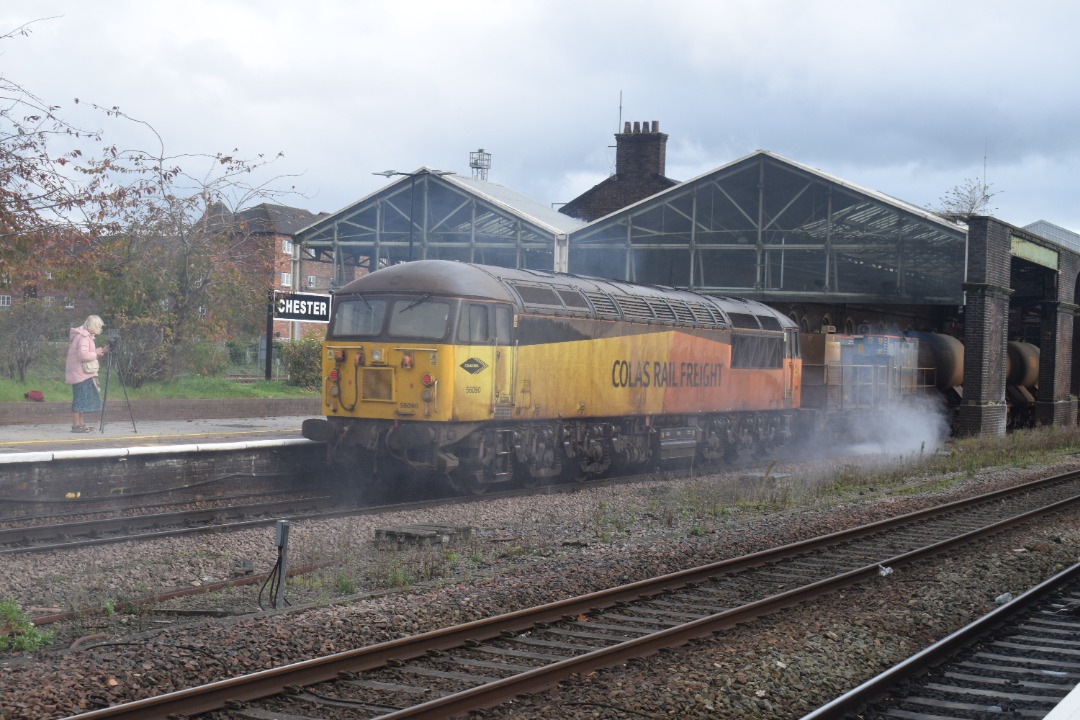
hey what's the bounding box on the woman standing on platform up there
[65,315,108,433]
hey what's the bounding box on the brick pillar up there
[1041,248,1080,427]
[956,218,1011,437]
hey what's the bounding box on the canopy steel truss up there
[568,151,968,305]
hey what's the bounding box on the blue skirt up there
[72,378,101,413]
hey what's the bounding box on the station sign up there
[274,291,332,323]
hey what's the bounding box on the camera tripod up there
[99,342,138,434]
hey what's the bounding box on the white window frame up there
[282,239,294,254]
[64,297,76,309]
[281,272,292,287]
[0,295,10,308]
[307,275,317,288]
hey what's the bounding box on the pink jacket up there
[65,327,104,384]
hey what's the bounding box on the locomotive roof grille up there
[646,297,679,323]
[693,302,728,325]
[669,301,698,325]
[556,289,591,309]
[511,284,562,307]
[582,291,620,317]
[614,295,656,322]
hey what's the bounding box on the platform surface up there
[0,414,315,459]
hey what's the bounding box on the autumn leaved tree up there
[83,113,296,385]
[2,21,298,386]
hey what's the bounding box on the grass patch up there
[0,371,316,403]
[0,597,54,652]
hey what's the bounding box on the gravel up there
[2,452,1079,719]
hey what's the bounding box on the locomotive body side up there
[303,260,801,493]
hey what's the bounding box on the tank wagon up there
[302,260,802,493]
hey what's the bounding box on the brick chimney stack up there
[615,120,667,178]
[558,119,678,222]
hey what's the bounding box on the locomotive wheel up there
[449,471,490,495]
[561,460,589,483]
[517,472,543,489]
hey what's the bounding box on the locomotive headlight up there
[421,388,434,402]
[371,348,384,364]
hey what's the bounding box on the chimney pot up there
[651,120,659,132]
[624,121,631,133]
[633,121,641,133]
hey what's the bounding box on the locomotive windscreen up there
[331,298,387,337]
[387,299,451,340]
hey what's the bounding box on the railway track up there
[2,464,690,556]
[0,497,336,554]
[800,560,1080,720]
[62,469,1080,719]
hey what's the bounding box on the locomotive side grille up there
[727,312,761,329]
[583,291,620,317]
[361,368,394,401]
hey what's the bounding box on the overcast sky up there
[3,0,1079,232]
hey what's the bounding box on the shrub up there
[279,336,322,389]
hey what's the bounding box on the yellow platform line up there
[0,428,301,448]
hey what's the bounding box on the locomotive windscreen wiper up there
[400,293,432,312]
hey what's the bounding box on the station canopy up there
[295,168,584,284]
[567,150,968,305]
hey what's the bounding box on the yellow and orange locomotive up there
[302,260,803,493]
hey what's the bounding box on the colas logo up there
[460,357,489,375]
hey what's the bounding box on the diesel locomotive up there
[302,260,805,493]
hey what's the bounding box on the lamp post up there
[373,169,455,262]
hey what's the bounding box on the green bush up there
[279,336,323,389]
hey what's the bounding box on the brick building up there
[229,203,335,340]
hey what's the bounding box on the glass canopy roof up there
[295,168,583,284]
[568,151,968,304]
[296,153,968,306]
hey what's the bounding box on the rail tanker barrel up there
[1006,341,1040,390]
[912,332,963,391]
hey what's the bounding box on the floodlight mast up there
[469,148,491,181]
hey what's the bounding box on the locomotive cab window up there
[330,298,388,338]
[456,304,514,345]
[495,305,512,343]
[458,303,490,343]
